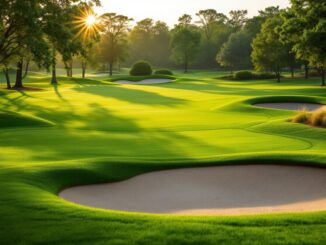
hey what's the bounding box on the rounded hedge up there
[234,71,253,80]
[130,61,153,76]
[154,69,173,75]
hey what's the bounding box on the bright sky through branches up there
[95,0,290,26]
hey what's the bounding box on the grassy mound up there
[0,110,53,128]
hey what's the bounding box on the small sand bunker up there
[115,79,172,84]
[255,102,324,111]
[60,165,326,215]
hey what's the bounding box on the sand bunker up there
[115,79,172,84]
[60,165,326,215]
[255,102,324,111]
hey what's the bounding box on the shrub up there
[292,109,311,124]
[234,71,253,80]
[155,69,173,75]
[292,107,326,128]
[130,61,153,76]
[310,108,326,127]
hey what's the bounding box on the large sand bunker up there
[255,102,324,111]
[60,165,326,216]
[115,79,172,84]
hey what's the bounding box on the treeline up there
[90,0,325,85]
[1,0,325,88]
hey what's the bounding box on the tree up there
[170,27,201,73]
[151,21,171,67]
[251,15,291,82]
[196,9,227,41]
[195,9,230,68]
[0,0,51,88]
[281,0,326,86]
[217,31,252,71]
[129,19,154,63]
[177,14,193,28]
[100,13,132,76]
[42,0,100,84]
[228,10,248,31]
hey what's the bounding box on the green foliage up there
[227,71,277,80]
[217,31,252,70]
[234,71,253,80]
[128,19,171,67]
[251,14,291,82]
[129,61,153,76]
[281,0,326,85]
[170,27,201,72]
[228,10,248,31]
[154,69,173,75]
[99,13,132,76]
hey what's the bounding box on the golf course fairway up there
[0,71,326,244]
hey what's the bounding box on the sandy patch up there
[60,165,326,215]
[115,79,172,84]
[255,102,324,111]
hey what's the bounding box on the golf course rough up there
[0,71,325,244]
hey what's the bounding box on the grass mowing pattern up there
[0,71,325,244]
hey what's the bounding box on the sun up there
[85,15,96,27]
[74,8,101,39]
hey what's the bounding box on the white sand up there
[60,165,326,215]
[115,79,172,84]
[255,102,324,111]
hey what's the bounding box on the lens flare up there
[74,8,101,39]
[86,15,96,27]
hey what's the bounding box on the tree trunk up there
[304,63,309,79]
[3,68,11,89]
[109,62,113,76]
[290,65,294,78]
[276,65,281,83]
[65,63,69,77]
[321,67,325,86]
[51,60,57,84]
[22,59,30,80]
[51,48,57,84]
[82,61,86,79]
[14,60,23,88]
[69,61,73,78]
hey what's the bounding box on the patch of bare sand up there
[60,165,326,216]
[255,102,324,111]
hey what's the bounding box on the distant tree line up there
[1,0,325,86]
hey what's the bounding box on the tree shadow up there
[73,84,187,106]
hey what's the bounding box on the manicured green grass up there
[0,71,325,244]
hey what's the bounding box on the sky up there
[95,0,290,26]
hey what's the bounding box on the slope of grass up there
[0,72,325,244]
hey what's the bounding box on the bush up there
[130,61,153,76]
[292,107,326,128]
[310,108,326,127]
[233,71,277,81]
[234,71,253,80]
[155,69,173,75]
[292,109,311,124]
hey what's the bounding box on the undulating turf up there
[0,71,325,244]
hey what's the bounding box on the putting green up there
[0,72,325,244]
